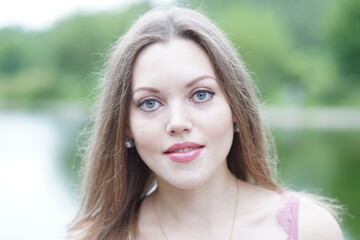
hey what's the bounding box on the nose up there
[166,103,192,135]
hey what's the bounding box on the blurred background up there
[0,0,359,239]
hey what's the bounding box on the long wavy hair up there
[68,7,281,240]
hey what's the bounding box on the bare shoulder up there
[298,197,343,240]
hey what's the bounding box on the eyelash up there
[137,97,162,112]
[190,89,215,104]
[137,89,215,112]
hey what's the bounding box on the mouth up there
[165,147,203,153]
[164,142,204,153]
[164,142,204,162]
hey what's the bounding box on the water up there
[0,110,79,240]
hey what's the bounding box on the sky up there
[0,0,174,31]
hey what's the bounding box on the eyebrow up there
[132,75,217,94]
[185,75,217,88]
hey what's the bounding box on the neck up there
[152,167,238,225]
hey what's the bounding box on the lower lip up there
[165,147,204,163]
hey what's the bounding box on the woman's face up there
[129,38,234,189]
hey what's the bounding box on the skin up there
[128,38,343,239]
[129,38,241,239]
[129,38,234,190]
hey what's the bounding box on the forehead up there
[131,38,217,88]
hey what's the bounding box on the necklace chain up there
[229,180,239,240]
[153,180,239,240]
[153,195,169,240]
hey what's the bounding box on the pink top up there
[277,194,301,240]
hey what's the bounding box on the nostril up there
[166,109,192,135]
[166,124,192,135]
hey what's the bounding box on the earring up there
[125,138,135,148]
[233,122,240,133]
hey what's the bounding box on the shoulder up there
[298,197,343,240]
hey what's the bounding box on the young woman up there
[68,7,343,240]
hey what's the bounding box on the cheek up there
[200,101,234,154]
[129,112,161,155]
[205,102,233,136]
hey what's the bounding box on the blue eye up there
[138,98,162,112]
[191,89,215,103]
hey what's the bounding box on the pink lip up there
[164,142,204,163]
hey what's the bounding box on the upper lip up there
[164,142,204,153]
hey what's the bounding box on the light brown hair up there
[68,7,283,240]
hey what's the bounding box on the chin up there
[163,173,210,190]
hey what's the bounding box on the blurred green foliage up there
[0,2,151,102]
[1,0,359,238]
[0,0,359,105]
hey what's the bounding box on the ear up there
[125,121,133,139]
[232,115,240,133]
[232,114,237,124]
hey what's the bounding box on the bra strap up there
[277,194,300,240]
